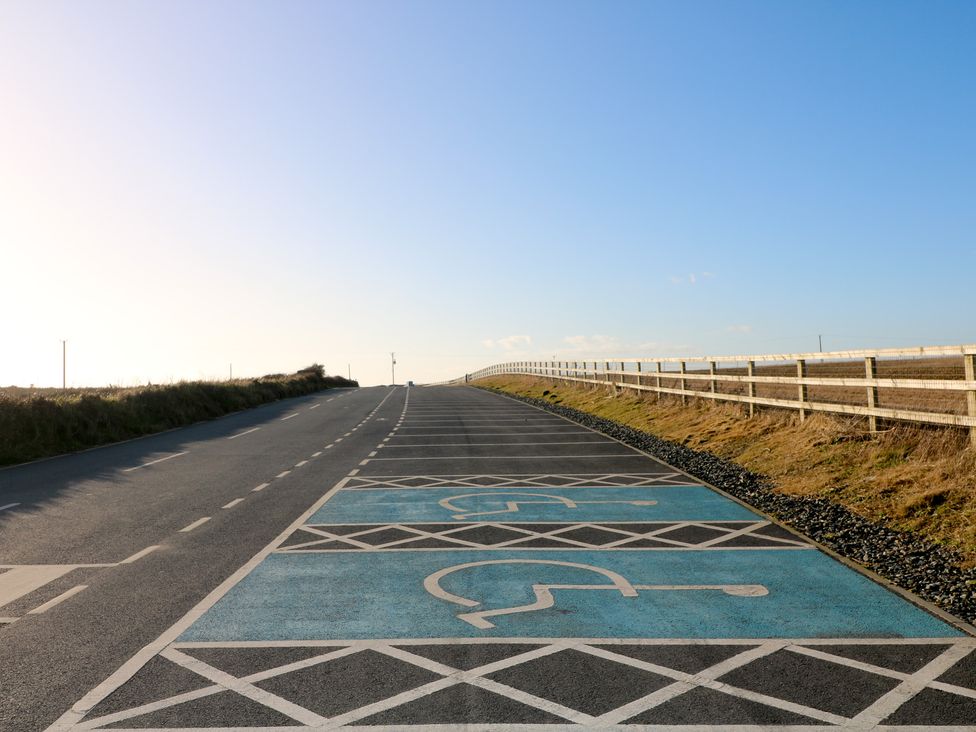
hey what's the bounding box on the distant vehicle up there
[407,380,415,387]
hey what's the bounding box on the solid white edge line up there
[50,387,402,729]
[178,517,210,533]
[119,546,160,564]
[0,503,20,512]
[28,585,88,614]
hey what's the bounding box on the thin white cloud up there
[726,324,753,334]
[669,272,715,286]
[562,335,622,354]
[483,335,532,351]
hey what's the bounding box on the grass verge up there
[478,375,976,566]
[0,365,357,467]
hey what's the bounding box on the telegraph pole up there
[347,364,351,380]
[61,340,66,389]
[391,352,396,385]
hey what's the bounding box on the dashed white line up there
[0,503,20,512]
[294,461,308,468]
[276,470,291,479]
[227,427,260,440]
[123,452,187,472]
[343,433,351,438]
[308,404,320,410]
[325,445,334,449]
[120,546,160,564]
[252,483,270,492]
[28,585,88,614]
[222,498,245,509]
[368,451,377,458]
[179,517,211,533]
[281,413,299,421]
[312,451,322,457]
[359,459,369,466]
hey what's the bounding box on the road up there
[2,385,974,730]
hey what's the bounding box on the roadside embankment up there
[0,365,357,466]
[476,375,976,625]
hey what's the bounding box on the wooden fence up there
[460,344,976,445]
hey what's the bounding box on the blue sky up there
[1,1,973,386]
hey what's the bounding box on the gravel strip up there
[479,386,976,628]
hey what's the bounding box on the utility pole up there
[391,352,396,385]
[347,364,351,380]
[818,334,823,353]
[61,340,66,389]
[229,363,233,380]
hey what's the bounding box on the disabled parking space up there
[177,548,959,642]
[304,484,760,523]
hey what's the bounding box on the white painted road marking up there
[252,483,270,492]
[227,427,260,440]
[308,404,320,410]
[294,460,308,468]
[222,499,245,509]
[0,566,78,608]
[179,517,211,533]
[281,413,299,421]
[276,470,291,479]
[123,452,187,472]
[0,503,20,512]
[120,546,160,564]
[27,584,88,614]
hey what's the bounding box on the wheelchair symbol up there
[424,559,768,629]
[438,492,657,520]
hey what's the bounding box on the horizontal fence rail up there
[456,344,976,445]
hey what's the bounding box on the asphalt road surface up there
[2,385,974,731]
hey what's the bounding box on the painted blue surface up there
[308,485,759,524]
[179,549,961,641]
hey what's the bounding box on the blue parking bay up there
[178,548,962,642]
[308,485,759,524]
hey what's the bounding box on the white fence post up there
[865,357,879,432]
[747,360,756,417]
[797,359,808,422]
[709,361,717,394]
[965,353,976,448]
[680,361,687,405]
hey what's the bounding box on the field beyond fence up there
[0,365,357,466]
[464,344,976,446]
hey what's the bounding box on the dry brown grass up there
[479,375,976,566]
